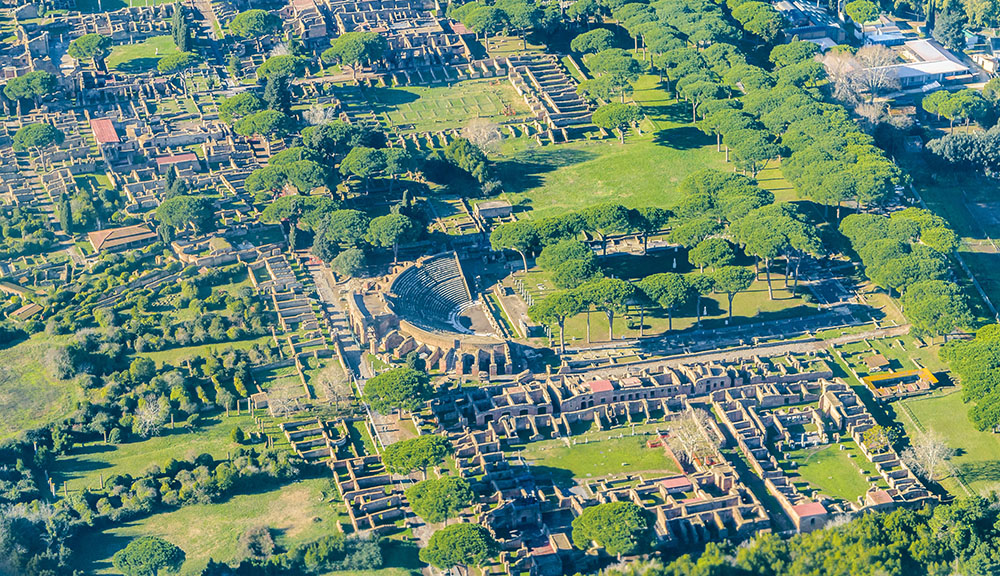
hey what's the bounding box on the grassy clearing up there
[337,79,531,134]
[784,441,880,503]
[106,36,180,73]
[514,427,678,482]
[51,413,258,493]
[73,477,346,575]
[0,335,80,441]
[519,262,816,343]
[491,76,762,219]
[895,389,1000,496]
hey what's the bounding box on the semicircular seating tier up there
[387,252,473,332]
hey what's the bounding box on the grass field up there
[52,413,258,493]
[73,477,347,575]
[895,389,1000,496]
[491,76,743,219]
[106,35,179,73]
[519,261,816,343]
[784,441,882,503]
[513,427,678,483]
[0,335,80,441]
[336,79,531,134]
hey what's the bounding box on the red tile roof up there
[90,118,120,144]
[589,379,614,393]
[793,501,827,518]
[155,152,198,166]
[659,476,694,492]
[88,224,157,252]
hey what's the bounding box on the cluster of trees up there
[491,202,669,272]
[572,501,651,558]
[12,122,64,151]
[321,31,389,77]
[3,70,58,112]
[606,496,1000,576]
[448,0,559,46]
[156,195,217,237]
[406,475,474,523]
[942,325,1000,430]
[530,264,755,351]
[202,531,385,575]
[840,208,970,339]
[0,205,56,259]
[380,434,451,478]
[68,33,112,66]
[522,165,825,349]
[363,366,432,414]
[928,123,1000,176]
[922,89,992,132]
[65,449,301,524]
[171,3,192,52]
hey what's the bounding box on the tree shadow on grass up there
[652,126,709,150]
[526,464,576,488]
[114,57,160,74]
[957,460,1000,485]
[494,148,597,194]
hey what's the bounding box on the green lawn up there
[335,78,532,134]
[895,389,1000,496]
[0,335,81,441]
[784,442,879,503]
[514,428,678,482]
[106,35,179,73]
[492,76,735,219]
[51,413,259,493]
[520,264,816,343]
[72,477,346,575]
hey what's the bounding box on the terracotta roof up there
[90,118,120,144]
[659,476,694,492]
[792,501,827,518]
[867,489,894,505]
[155,152,198,166]
[88,224,157,252]
[589,379,614,393]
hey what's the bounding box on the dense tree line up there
[840,208,971,339]
[604,496,1000,576]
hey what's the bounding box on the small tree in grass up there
[688,273,716,327]
[637,273,692,332]
[112,536,185,576]
[712,266,755,321]
[363,366,430,414]
[381,434,451,479]
[365,213,417,263]
[68,33,112,66]
[528,290,584,353]
[844,0,878,34]
[490,220,538,272]
[577,277,635,341]
[406,476,474,524]
[419,524,499,570]
[571,501,650,559]
[592,103,642,143]
[322,31,388,79]
[13,123,64,152]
